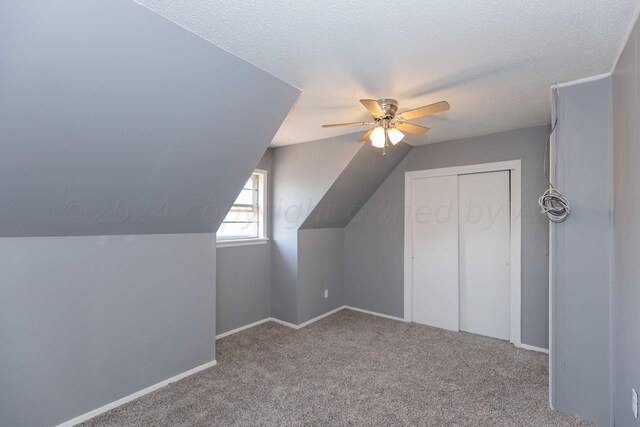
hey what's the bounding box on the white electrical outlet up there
[324,289,328,299]
[633,388,638,419]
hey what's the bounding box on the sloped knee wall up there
[271,133,410,324]
[0,1,298,425]
[271,134,361,323]
[0,0,299,237]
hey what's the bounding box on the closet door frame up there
[404,160,522,347]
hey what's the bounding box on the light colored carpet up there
[82,309,593,426]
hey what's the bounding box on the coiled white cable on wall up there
[539,86,571,223]
[538,186,570,222]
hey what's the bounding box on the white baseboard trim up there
[56,359,217,427]
[342,305,408,322]
[216,318,271,339]
[256,306,407,333]
[269,316,299,329]
[295,306,344,328]
[518,343,550,354]
[270,306,344,329]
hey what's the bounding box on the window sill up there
[216,238,269,248]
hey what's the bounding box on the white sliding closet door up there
[411,175,459,331]
[458,171,510,340]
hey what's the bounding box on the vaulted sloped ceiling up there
[300,142,412,229]
[135,0,639,146]
[0,0,299,237]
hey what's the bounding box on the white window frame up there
[217,169,268,248]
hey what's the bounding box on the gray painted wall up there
[0,234,216,427]
[344,158,408,317]
[298,229,345,322]
[0,1,298,425]
[271,134,361,323]
[216,243,270,334]
[218,139,410,330]
[271,133,411,325]
[344,126,551,348]
[0,0,299,237]
[301,143,412,229]
[551,77,612,426]
[612,19,640,427]
[216,150,273,335]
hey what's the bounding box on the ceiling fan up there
[322,98,450,154]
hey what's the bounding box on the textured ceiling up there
[135,0,640,146]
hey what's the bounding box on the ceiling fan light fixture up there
[321,98,448,154]
[387,127,404,145]
[370,126,386,148]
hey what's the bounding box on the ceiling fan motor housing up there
[377,98,398,118]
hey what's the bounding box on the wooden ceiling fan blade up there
[358,127,375,142]
[396,101,450,121]
[395,122,430,135]
[322,121,373,128]
[359,99,385,117]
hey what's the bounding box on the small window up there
[217,169,267,242]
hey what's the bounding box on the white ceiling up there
[135,0,639,146]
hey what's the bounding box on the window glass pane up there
[217,222,258,240]
[234,188,257,206]
[222,209,257,223]
[217,172,264,241]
